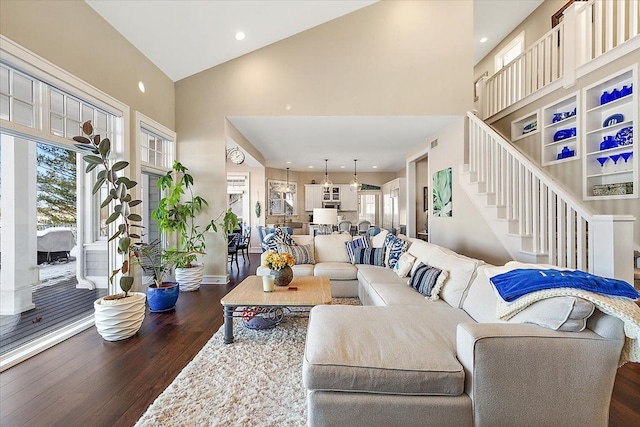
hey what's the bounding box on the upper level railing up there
[467,112,635,283]
[480,0,640,119]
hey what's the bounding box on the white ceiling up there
[473,0,544,65]
[86,0,377,82]
[87,0,544,172]
[228,116,459,172]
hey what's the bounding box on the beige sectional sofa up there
[291,235,626,427]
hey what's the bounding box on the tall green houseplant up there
[153,161,238,291]
[74,121,146,341]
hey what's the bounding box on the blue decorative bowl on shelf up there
[603,113,624,127]
[600,135,618,150]
[615,126,633,146]
[553,127,576,142]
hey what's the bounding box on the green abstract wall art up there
[433,167,452,217]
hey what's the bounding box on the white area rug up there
[135,298,360,427]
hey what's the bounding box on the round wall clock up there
[227,147,245,165]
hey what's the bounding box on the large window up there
[0,64,36,128]
[140,127,173,169]
[495,31,525,72]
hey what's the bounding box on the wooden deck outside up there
[0,277,107,355]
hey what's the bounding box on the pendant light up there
[321,159,333,189]
[349,159,361,191]
[283,167,292,193]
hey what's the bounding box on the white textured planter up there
[94,292,146,341]
[175,264,204,292]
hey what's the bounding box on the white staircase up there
[461,112,635,284]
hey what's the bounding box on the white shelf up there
[582,65,638,200]
[541,93,579,166]
[511,110,539,142]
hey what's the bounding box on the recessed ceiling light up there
[235,32,245,41]
[308,165,314,168]
[138,81,145,93]
[372,165,378,169]
[286,161,291,164]
[340,165,345,168]
[480,37,488,43]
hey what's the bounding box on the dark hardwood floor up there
[1,252,639,426]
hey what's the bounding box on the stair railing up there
[467,112,635,283]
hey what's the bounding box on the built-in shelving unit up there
[582,66,637,200]
[511,110,539,142]
[541,93,579,166]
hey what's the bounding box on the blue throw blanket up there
[490,269,640,302]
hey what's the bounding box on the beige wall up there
[176,0,474,276]
[418,117,512,265]
[0,0,175,131]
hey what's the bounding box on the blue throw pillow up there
[352,247,385,266]
[261,227,296,252]
[490,269,640,302]
[408,262,447,298]
[345,236,370,264]
[383,234,409,269]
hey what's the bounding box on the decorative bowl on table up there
[615,126,633,146]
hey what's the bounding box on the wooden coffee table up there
[220,275,331,344]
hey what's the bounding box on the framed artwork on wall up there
[433,167,452,217]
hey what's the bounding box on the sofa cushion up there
[427,248,481,309]
[510,297,595,332]
[277,243,315,265]
[303,305,468,396]
[408,262,448,299]
[314,262,358,281]
[292,264,315,276]
[345,236,370,264]
[368,281,444,306]
[314,234,352,263]
[353,247,385,266]
[292,235,314,246]
[393,252,416,278]
[462,265,504,323]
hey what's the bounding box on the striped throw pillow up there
[345,236,370,264]
[261,228,296,252]
[352,247,385,266]
[277,243,315,265]
[408,262,449,300]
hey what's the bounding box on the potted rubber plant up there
[132,240,188,312]
[74,121,145,341]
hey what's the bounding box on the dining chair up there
[237,225,251,263]
[357,220,371,235]
[228,233,240,270]
[337,220,352,234]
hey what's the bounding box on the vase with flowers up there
[263,250,295,286]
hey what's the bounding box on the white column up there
[590,215,635,284]
[1,134,37,315]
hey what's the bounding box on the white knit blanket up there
[496,287,640,365]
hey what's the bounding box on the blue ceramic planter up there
[147,281,179,312]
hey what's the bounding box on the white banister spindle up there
[540,183,548,253]
[595,0,603,56]
[532,176,539,253]
[605,0,614,50]
[557,199,566,267]
[567,208,576,269]
[577,216,586,270]
[585,4,594,63]
[524,170,531,235]
[617,0,626,47]
[631,0,638,37]
[518,164,525,234]
[547,191,556,265]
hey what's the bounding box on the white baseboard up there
[202,275,229,284]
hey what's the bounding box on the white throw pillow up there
[393,252,416,278]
